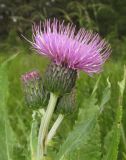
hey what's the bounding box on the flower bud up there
[21,71,49,109]
[43,62,77,95]
[56,89,76,114]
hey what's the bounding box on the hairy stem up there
[37,93,58,160]
[46,114,64,144]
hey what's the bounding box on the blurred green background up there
[1,0,126,59]
[0,0,126,160]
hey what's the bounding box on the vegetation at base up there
[0,44,125,160]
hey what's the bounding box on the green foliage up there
[102,67,126,160]
[0,55,18,160]
[57,99,99,160]
[0,47,125,160]
[56,78,111,160]
[69,123,101,160]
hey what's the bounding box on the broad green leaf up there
[69,79,111,160]
[99,79,112,149]
[69,123,101,160]
[0,65,11,160]
[102,66,126,160]
[56,94,99,160]
[100,78,111,113]
[0,55,18,160]
[91,76,101,96]
[57,78,111,160]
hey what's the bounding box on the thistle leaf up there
[68,123,101,160]
[0,55,18,160]
[102,66,126,160]
[56,91,99,160]
[99,78,111,112]
[0,65,11,160]
[68,79,111,160]
[57,77,111,160]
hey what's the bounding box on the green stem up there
[30,111,37,160]
[46,114,64,144]
[37,93,58,160]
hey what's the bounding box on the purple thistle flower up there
[28,18,111,75]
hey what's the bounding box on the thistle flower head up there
[21,71,49,109]
[56,88,76,114]
[29,18,111,75]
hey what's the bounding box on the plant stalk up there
[46,114,64,144]
[37,93,58,160]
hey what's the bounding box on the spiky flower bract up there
[29,18,111,75]
[44,62,77,95]
[56,88,76,114]
[21,71,49,109]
